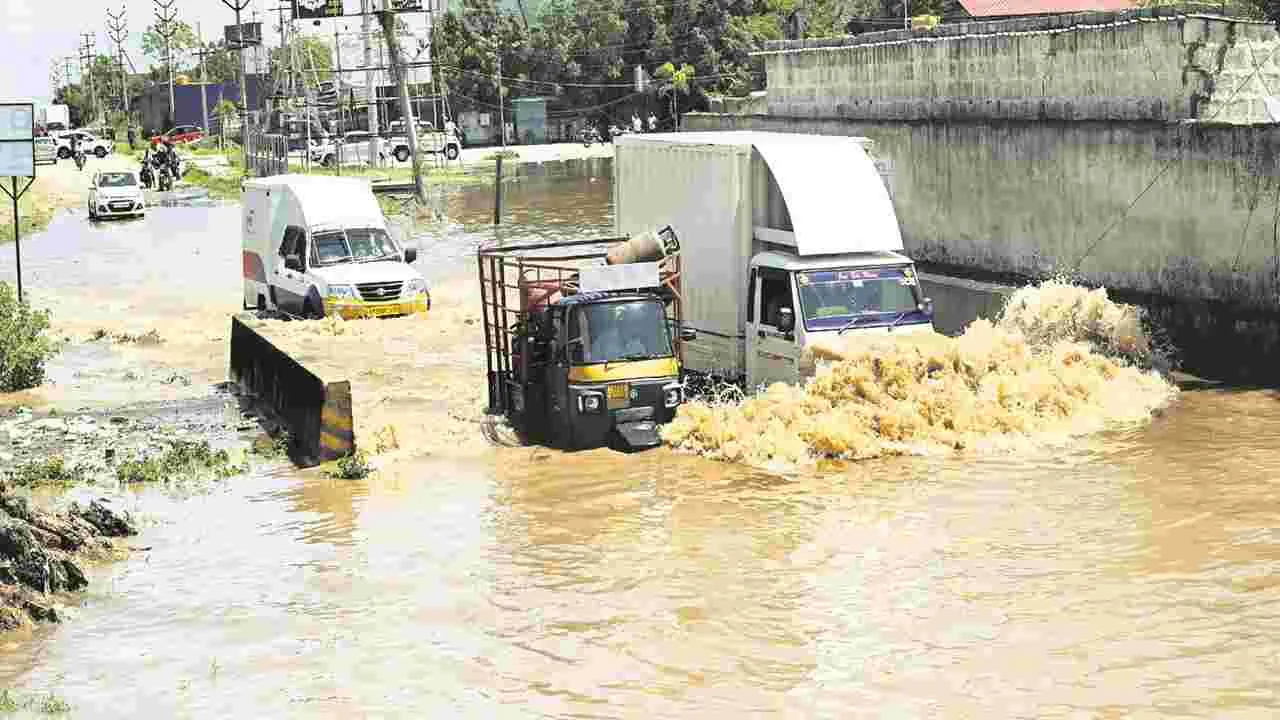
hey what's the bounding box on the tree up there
[142,20,201,72]
[269,36,335,90]
[197,41,241,85]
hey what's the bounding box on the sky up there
[0,0,432,105]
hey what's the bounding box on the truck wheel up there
[445,145,460,161]
[322,154,336,168]
[394,147,410,163]
[94,146,107,158]
[302,297,324,320]
[57,147,70,159]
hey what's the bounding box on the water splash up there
[661,280,1179,469]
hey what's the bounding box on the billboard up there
[382,0,443,11]
[0,104,34,178]
[293,0,344,19]
[224,22,262,47]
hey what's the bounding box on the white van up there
[241,174,430,319]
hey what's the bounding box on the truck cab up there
[748,251,933,386]
[479,234,690,451]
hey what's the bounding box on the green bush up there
[0,282,56,392]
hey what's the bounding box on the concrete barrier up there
[919,272,1015,336]
[228,315,355,467]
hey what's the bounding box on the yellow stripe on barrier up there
[320,408,353,431]
[567,357,680,383]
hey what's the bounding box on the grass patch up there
[182,166,244,200]
[326,450,371,479]
[484,149,519,161]
[0,282,57,392]
[4,457,89,488]
[251,429,291,458]
[0,689,72,715]
[116,440,246,484]
[91,328,163,345]
[0,185,58,244]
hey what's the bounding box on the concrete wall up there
[759,11,1280,124]
[685,112,1280,379]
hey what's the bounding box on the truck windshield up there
[796,266,922,331]
[568,300,673,365]
[311,228,399,266]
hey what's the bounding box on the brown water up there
[0,160,1278,717]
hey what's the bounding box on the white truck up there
[241,174,431,320]
[613,131,936,389]
[39,104,70,132]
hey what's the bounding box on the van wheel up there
[256,294,267,312]
[302,298,323,320]
[394,147,410,163]
[322,154,336,168]
[445,145,460,161]
[57,147,70,159]
[95,146,107,158]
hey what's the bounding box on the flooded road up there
[0,160,1277,717]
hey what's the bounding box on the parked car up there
[386,126,461,162]
[150,125,206,145]
[34,136,58,165]
[88,169,146,221]
[310,131,389,168]
[55,131,112,159]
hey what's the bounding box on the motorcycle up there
[579,127,602,147]
[139,161,154,189]
[73,148,86,171]
[157,165,173,193]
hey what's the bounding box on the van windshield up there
[97,172,137,187]
[311,228,399,266]
[796,266,924,331]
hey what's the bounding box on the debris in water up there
[662,280,1179,468]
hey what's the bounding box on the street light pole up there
[221,0,252,174]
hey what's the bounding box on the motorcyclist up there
[70,134,84,169]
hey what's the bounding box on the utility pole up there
[362,0,378,136]
[220,0,252,173]
[80,33,98,125]
[195,23,213,135]
[378,9,425,203]
[153,0,178,127]
[334,22,343,175]
[496,50,505,148]
[106,7,129,118]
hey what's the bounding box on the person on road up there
[126,125,136,149]
[631,113,642,134]
[648,113,657,132]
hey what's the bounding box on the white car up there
[310,131,389,168]
[88,170,146,221]
[56,130,113,159]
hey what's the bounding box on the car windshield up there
[310,228,398,266]
[97,172,137,188]
[568,300,673,365]
[796,266,922,331]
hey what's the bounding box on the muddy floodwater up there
[0,160,1278,717]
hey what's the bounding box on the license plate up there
[607,383,628,400]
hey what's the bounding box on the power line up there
[1073,42,1280,271]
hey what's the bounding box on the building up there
[135,76,264,135]
[952,0,1137,18]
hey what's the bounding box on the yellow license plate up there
[607,383,628,400]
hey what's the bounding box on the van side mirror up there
[680,326,697,342]
[285,254,303,272]
[404,247,418,264]
[922,297,935,317]
[778,307,795,333]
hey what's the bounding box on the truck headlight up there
[403,278,427,296]
[663,383,683,408]
[328,284,357,299]
[577,392,604,414]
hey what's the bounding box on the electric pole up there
[194,23,213,135]
[496,49,505,148]
[362,0,378,136]
[153,0,178,126]
[378,9,425,202]
[106,6,129,118]
[220,0,252,174]
[80,33,98,125]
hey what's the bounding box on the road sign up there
[293,0,343,19]
[0,104,34,178]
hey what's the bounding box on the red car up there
[150,125,206,145]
